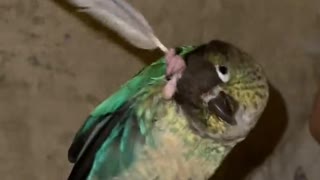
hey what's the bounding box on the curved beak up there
[208,91,239,125]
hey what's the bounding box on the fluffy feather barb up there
[69,0,167,52]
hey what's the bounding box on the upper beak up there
[208,91,239,125]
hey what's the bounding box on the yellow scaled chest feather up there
[114,81,233,180]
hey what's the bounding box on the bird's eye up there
[215,65,230,83]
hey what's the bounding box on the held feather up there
[69,0,168,52]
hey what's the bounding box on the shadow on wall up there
[210,83,288,180]
[52,0,163,65]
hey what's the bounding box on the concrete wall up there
[0,0,319,179]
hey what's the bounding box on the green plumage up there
[67,40,269,180]
[79,45,194,137]
[68,46,198,180]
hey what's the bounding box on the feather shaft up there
[69,0,168,52]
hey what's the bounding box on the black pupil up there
[218,66,228,75]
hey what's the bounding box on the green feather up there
[68,45,196,179]
[87,107,142,179]
[91,45,195,118]
[70,45,195,153]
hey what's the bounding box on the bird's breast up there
[114,100,231,180]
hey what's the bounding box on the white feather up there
[69,0,168,52]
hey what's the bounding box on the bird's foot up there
[163,49,186,99]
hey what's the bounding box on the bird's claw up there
[163,48,186,99]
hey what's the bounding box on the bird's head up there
[173,40,269,144]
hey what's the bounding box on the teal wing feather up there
[67,46,196,180]
[68,57,165,163]
[68,101,144,180]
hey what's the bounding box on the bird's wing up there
[67,46,196,179]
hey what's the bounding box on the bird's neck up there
[136,81,233,174]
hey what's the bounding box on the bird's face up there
[174,40,269,144]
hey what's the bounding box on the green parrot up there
[67,40,269,180]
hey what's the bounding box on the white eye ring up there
[215,65,230,83]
